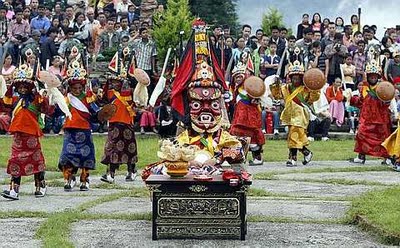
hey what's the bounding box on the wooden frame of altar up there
[145,174,251,240]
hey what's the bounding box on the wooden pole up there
[357,6,361,32]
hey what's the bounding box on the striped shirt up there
[308,53,328,72]
[132,38,157,70]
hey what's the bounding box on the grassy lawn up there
[0,135,357,172]
[348,186,400,244]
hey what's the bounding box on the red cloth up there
[393,76,400,85]
[171,37,195,116]
[8,94,49,137]
[7,132,45,177]
[140,111,156,127]
[222,169,251,182]
[0,113,10,132]
[63,99,91,130]
[266,112,273,134]
[107,90,135,125]
[230,101,265,145]
[325,86,344,103]
[351,92,391,157]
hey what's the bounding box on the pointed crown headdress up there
[232,49,254,79]
[365,45,382,75]
[187,19,223,90]
[287,46,305,76]
[107,46,136,81]
[64,59,87,85]
[13,63,35,84]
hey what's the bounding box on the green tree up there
[261,7,286,36]
[189,0,239,33]
[152,0,193,62]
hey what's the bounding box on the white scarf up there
[67,93,89,113]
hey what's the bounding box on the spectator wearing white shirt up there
[72,12,89,45]
[116,0,133,21]
[65,5,75,28]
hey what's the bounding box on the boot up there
[79,168,90,191]
[100,165,116,184]
[125,164,137,181]
[1,177,20,200]
[34,172,47,198]
[394,161,400,172]
[301,147,313,165]
[249,146,263,166]
[286,149,297,167]
[350,154,366,164]
[381,158,394,166]
[63,166,73,192]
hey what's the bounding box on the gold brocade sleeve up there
[216,130,242,151]
[177,130,190,145]
[270,83,284,100]
[306,89,320,104]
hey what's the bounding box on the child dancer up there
[100,48,140,183]
[59,60,98,191]
[1,64,50,200]
[349,46,392,165]
[270,46,320,166]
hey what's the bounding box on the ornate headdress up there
[231,62,247,78]
[170,19,229,132]
[286,46,305,76]
[365,45,382,76]
[107,46,136,81]
[21,44,40,62]
[64,59,87,85]
[13,63,35,89]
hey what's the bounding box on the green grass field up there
[0,135,357,172]
[348,186,400,244]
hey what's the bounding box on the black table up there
[145,174,251,240]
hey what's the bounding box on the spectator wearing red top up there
[325,77,345,126]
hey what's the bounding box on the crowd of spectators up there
[209,12,400,140]
[0,3,400,141]
[0,0,165,135]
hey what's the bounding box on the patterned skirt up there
[7,132,45,177]
[101,122,138,165]
[58,129,96,170]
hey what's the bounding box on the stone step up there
[252,180,381,199]
[0,218,43,248]
[0,193,98,213]
[275,171,400,185]
[71,220,387,247]
[84,197,349,222]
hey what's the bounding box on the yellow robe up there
[382,124,400,159]
[271,83,320,148]
[272,84,320,129]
